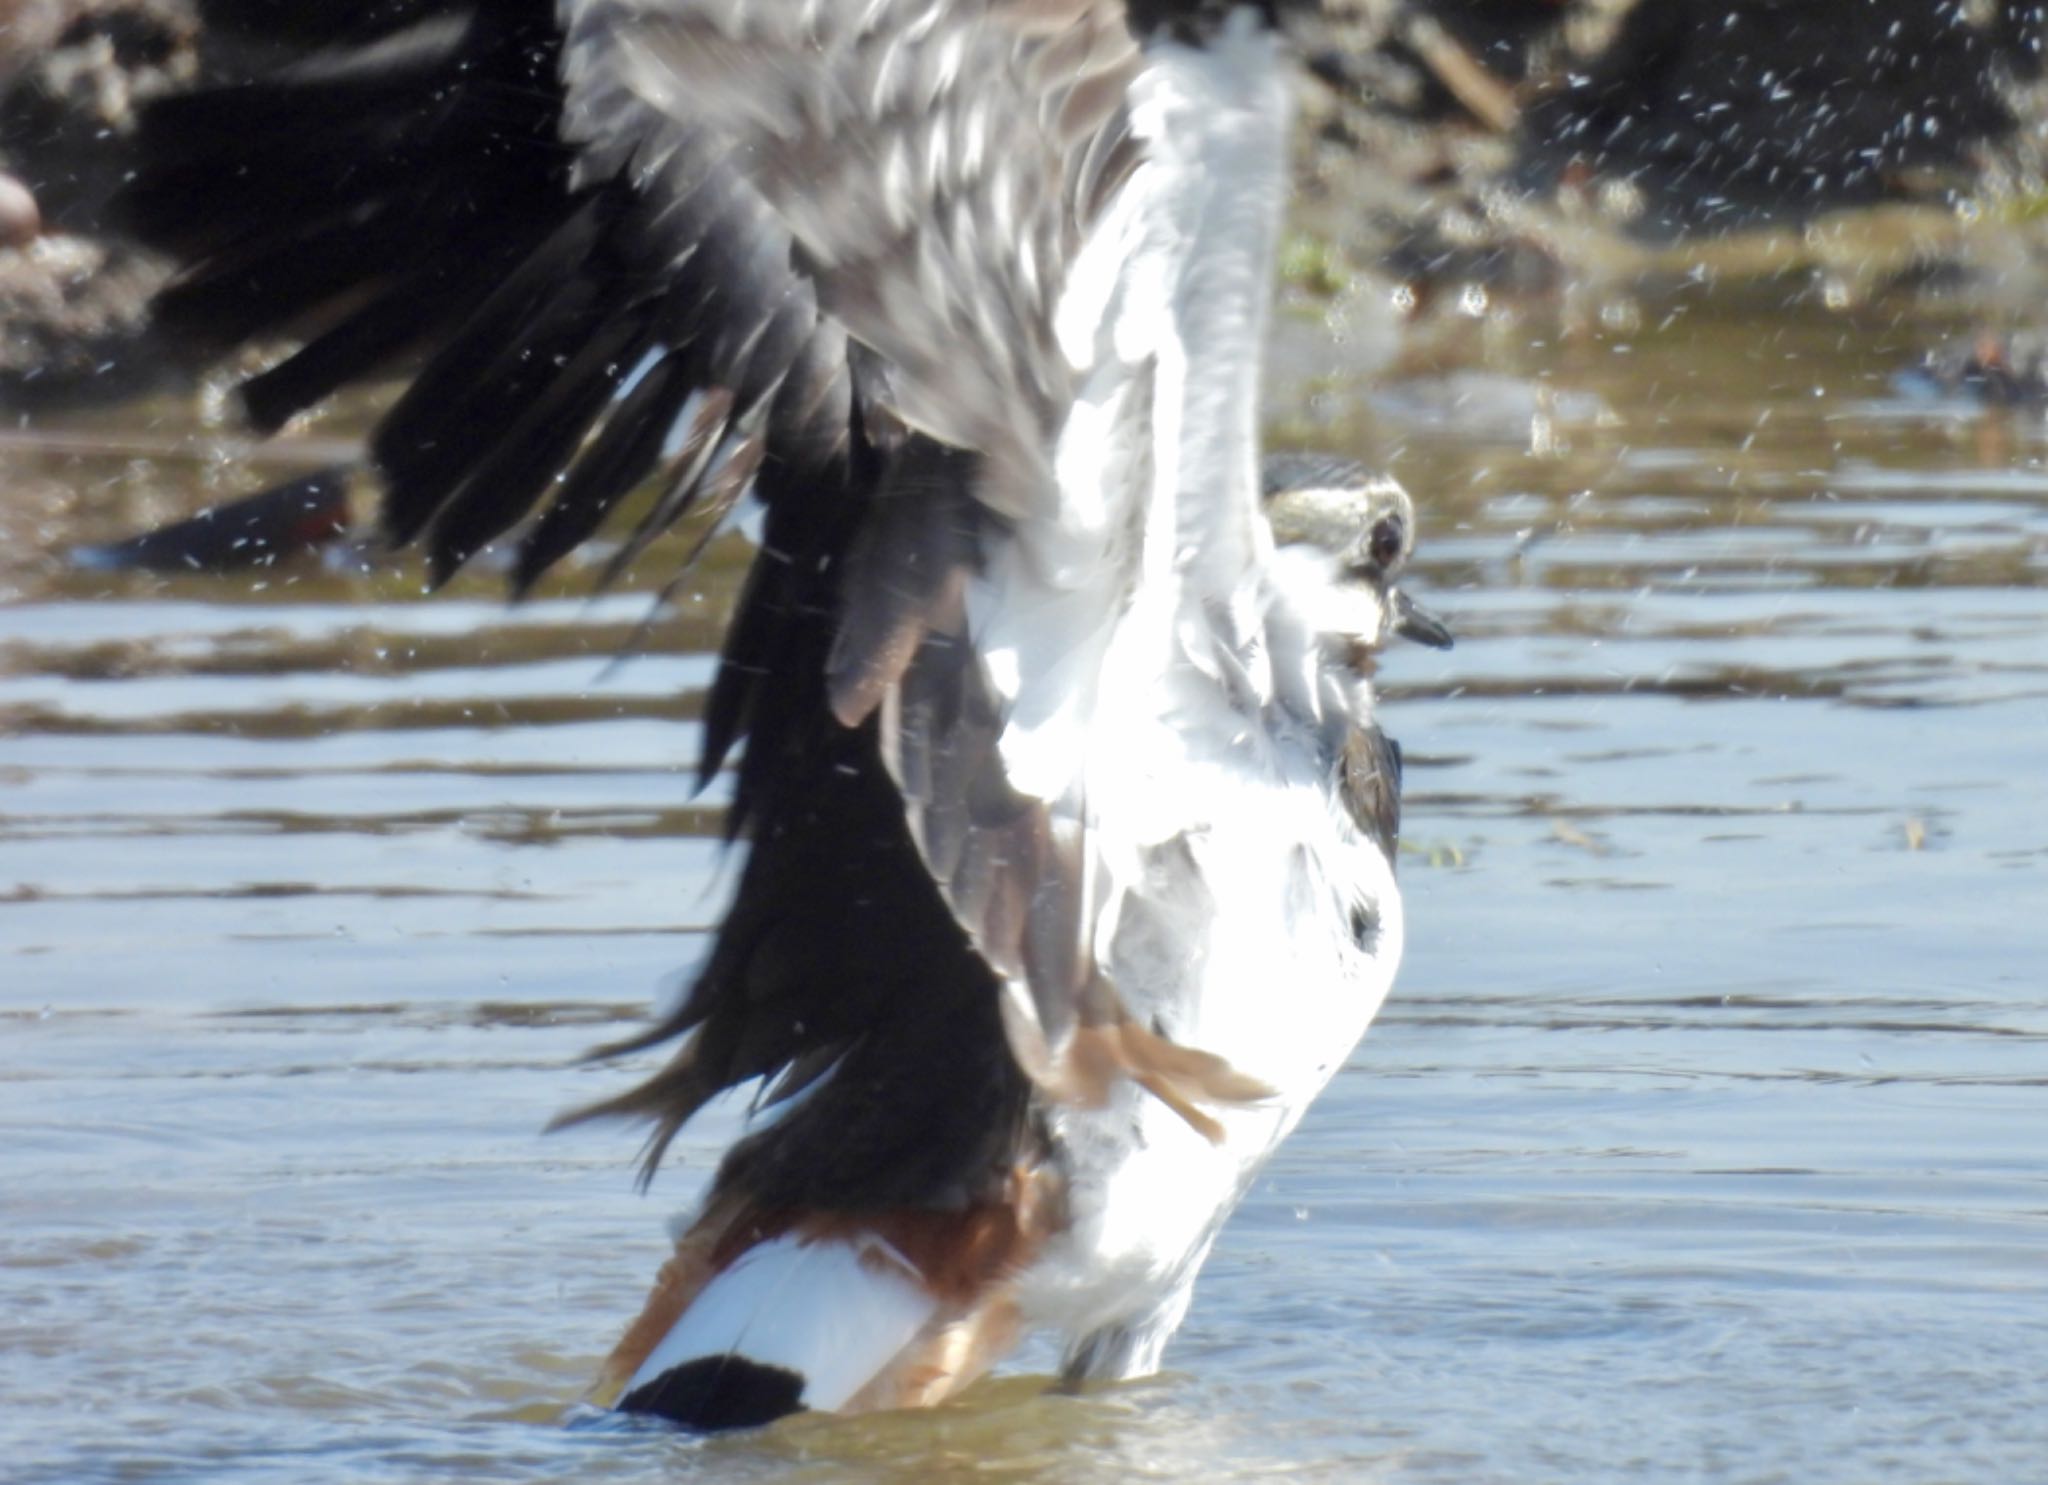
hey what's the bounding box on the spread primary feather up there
[115,0,1431,1431]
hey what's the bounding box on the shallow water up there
[4,267,2048,1483]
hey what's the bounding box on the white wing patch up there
[972,9,1293,807]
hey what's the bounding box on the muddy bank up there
[0,0,199,403]
[1327,1,2047,231]
[1303,1,2048,308]
[4,0,2048,410]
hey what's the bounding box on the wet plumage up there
[118,0,1442,1430]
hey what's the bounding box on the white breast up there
[991,8,1405,1373]
[1019,688,1403,1364]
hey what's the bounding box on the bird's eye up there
[1369,514,1405,570]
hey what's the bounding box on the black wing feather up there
[125,4,570,400]
[117,0,1152,1212]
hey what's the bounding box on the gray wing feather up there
[559,0,1138,503]
[557,0,1259,1136]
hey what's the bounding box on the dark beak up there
[1392,588,1454,649]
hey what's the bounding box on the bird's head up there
[1261,454,1453,657]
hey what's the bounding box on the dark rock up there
[0,0,200,234]
[0,0,200,407]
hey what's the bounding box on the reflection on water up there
[4,278,2048,1483]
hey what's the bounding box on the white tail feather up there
[622,1234,938,1413]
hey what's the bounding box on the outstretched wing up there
[120,0,1267,1201]
[559,0,1137,486]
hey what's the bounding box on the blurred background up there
[2,3,2046,1481]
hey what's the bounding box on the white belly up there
[1016,725,1403,1365]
